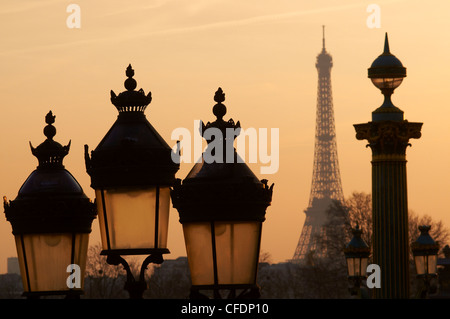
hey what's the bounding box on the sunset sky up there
[1,0,450,274]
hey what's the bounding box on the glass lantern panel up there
[15,233,89,293]
[353,258,361,276]
[360,257,368,277]
[157,187,171,249]
[182,222,214,286]
[427,255,438,275]
[414,255,426,276]
[73,232,90,285]
[346,258,355,277]
[95,187,170,251]
[214,221,261,285]
[371,77,403,90]
[95,190,109,250]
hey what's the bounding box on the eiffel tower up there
[293,27,344,261]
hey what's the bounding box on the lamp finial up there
[383,32,390,55]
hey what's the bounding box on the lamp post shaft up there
[372,149,409,298]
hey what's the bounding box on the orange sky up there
[1,0,450,274]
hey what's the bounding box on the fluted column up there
[354,120,422,298]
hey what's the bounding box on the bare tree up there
[322,192,448,258]
[303,191,450,298]
[344,192,372,247]
[145,257,191,299]
[259,250,272,264]
[83,242,128,299]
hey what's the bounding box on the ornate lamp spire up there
[29,111,70,168]
[383,32,390,54]
[201,87,241,147]
[110,64,152,113]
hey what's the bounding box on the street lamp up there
[171,88,274,299]
[354,33,422,298]
[411,225,439,298]
[3,111,97,298]
[344,225,370,296]
[84,64,179,298]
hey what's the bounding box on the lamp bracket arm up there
[106,254,134,283]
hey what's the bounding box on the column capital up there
[354,120,422,157]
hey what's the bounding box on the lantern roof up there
[18,111,84,196]
[344,225,371,258]
[171,88,273,223]
[184,87,259,183]
[4,111,96,235]
[368,33,406,80]
[85,65,179,188]
[411,225,440,256]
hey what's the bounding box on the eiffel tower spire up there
[322,25,326,51]
[293,28,345,261]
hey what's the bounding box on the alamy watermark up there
[66,4,81,29]
[171,120,279,175]
[366,264,381,288]
[66,264,81,289]
[366,4,381,29]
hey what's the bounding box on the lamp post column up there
[354,33,422,298]
[355,120,421,298]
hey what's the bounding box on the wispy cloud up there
[96,0,168,18]
[138,2,367,36]
[97,0,409,38]
[0,0,407,57]
[0,0,61,15]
